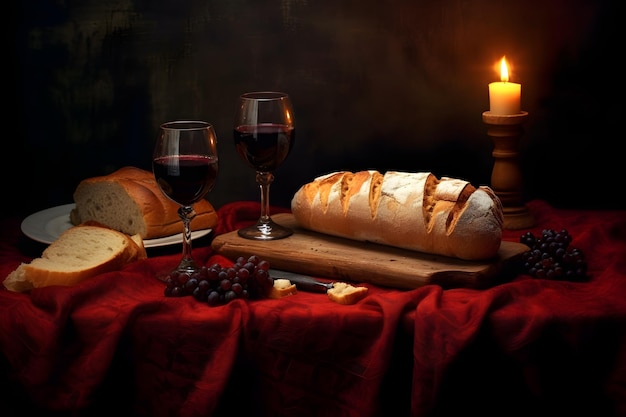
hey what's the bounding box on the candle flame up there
[499,56,510,83]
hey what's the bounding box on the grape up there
[257,259,270,271]
[224,290,237,303]
[519,229,589,282]
[163,254,275,306]
[231,282,243,295]
[207,290,221,306]
[220,279,232,291]
[236,267,250,282]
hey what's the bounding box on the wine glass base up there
[237,219,293,240]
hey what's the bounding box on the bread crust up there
[291,170,503,260]
[71,166,218,239]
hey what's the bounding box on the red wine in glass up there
[233,123,295,172]
[152,120,219,279]
[153,155,218,206]
[234,92,296,240]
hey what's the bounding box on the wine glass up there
[233,91,296,240]
[152,120,218,278]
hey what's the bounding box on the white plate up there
[21,204,212,248]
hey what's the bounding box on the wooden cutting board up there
[211,213,529,290]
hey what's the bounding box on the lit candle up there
[488,57,521,115]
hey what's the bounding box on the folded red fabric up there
[411,200,626,416]
[0,200,624,417]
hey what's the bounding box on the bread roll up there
[291,170,503,260]
[70,166,218,239]
[3,223,147,292]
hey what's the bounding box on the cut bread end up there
[327,282,368,305]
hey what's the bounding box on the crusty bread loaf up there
[3,223,147,292]
[291,170,503,260]
[327,282,368,305]
[70,166,218,239]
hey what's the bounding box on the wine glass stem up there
[256,171,274,224]
[179,206,197,270]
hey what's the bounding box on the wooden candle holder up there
[482,111,534,230]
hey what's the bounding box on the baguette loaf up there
[3,223,147,292]
[70,166,218,239]
[291,170,503,260]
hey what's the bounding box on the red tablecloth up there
[1,200,625,417]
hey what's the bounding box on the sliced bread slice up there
[3,224,147,292]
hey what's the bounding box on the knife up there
[268,269,334,293]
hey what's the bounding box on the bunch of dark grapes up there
[164,255,275,306]
[519,229,589,282]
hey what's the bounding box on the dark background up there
[8,0,623,218]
